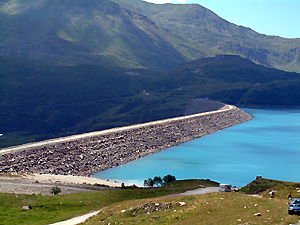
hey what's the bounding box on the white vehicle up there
[219,184,232,192]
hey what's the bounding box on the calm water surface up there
[93,109,300,187]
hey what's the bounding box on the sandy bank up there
[26,173,121,187]
[0,173,122,195]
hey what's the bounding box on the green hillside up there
[1,0,300,72]
[0,56,186,148]
[152,55,300,107]
[0,56,146,147]
[0,0,185,71]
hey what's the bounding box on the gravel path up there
[0,174,118,195]
[50,210,103,225]
[0,180,93,195]
[166,187,219,197]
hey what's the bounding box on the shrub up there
[163,174,176,184]
[144,178,154,188]
[153,176,163,187]
[93,183,109,187]
[50,186,61,195]
[121,183,126,189]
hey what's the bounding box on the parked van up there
[219,184,232,192]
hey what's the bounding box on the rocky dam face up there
[0,105,252,176]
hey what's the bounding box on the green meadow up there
[1,178,300,225]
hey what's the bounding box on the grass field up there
[1,178,299,224]
[0,179,216,225]
[85,192,299,225]
[85,178,300,224]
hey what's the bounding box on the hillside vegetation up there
[0,0,184,71]
[153,55,300,107]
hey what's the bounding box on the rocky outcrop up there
[0,106,252,176]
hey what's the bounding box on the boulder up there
[21,205,32,210]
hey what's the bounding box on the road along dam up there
[0,105,252,176]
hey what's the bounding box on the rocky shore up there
[0,105,252,176]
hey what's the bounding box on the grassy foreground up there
[0,179,216,225]
[85,192,299,225]
[84,177,300,225]
[1,178,300,224]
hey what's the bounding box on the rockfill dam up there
[0,105,252,176]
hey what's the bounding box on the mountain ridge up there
[113,0,300,72]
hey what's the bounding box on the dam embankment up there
[0,105,252,176]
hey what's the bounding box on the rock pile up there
[0,106,252,176]
[130,201,180,215]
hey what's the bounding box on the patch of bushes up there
[144,174,176,187]
[93,183,109,187]
[121,183,140,190]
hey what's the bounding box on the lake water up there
[92,108,300,187]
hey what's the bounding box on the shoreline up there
[0,105,252,177]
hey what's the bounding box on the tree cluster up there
[144,174,176,188]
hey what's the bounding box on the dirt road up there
[167,187,219,197]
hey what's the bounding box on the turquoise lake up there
[92,108,300,187]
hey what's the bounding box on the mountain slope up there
[0,0,185,71]
[1,0,300,72]
[114,0,300,73]
[0,55,184,148]
[146,55,300,107]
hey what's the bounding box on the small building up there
[219,184,232,192]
